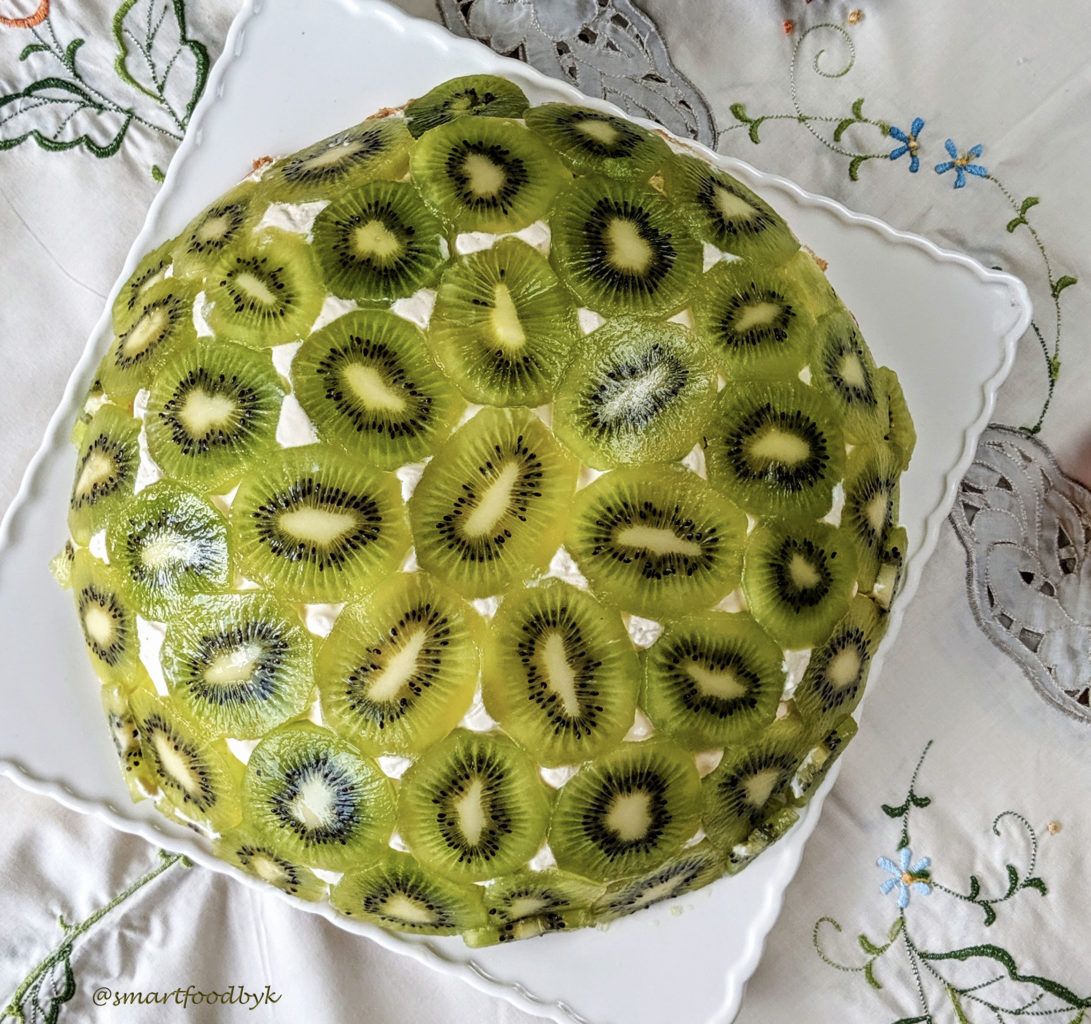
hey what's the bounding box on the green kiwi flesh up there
[406,75,529,138]
[72,550,141,685]
[594,840,724,922]
[841,442,901,591]
[214,829,328,902]
[465,869,606,946]
[68,404,140,545]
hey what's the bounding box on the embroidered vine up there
[0,0,208,170]
[719,21,1078,436]
[813,743,1087,1023]
[0,851,189,1024]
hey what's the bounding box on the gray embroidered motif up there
[436,0,717,145]
[950,424,1091,723]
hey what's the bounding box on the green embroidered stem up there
[880,740,933,849]
[812,915,903,989]
[1,851,188,1023]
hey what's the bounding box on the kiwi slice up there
[483,579,640,767]
[406,75,529,138]
[259,115,413,202]
[566,465,747,621]
[99,279,198,403]
[722,805,800,874]
[549,739,701,882]
[106,481,231,620]
[524,103,671,180]
[409,116,568,233]
[214,828,328,902]
[705,380,845,520]
[230,444,410,603]
[72,549,141,685]
[428,237,580,407]
[809,310,889,443]
[291,310,463,470]
[144,339,285,493]
[549,176,701,315]
[552,317,717,469]
[129,688,243,831]
[111,239,174,334]
[841,442,901,592]
[662,153,800,266]
[102,678,160,803]
[311,180,446,303]
[641,611,786,750]
[172,181,267,283]
[790,714,859,805]
[879,366,916,471]
[691,259,818,378]
[203,229,323,348]
[408,407,578,599]
[594,840,724,923]
[68,403,140,544]
[160,592,316,740]
[332,851,487,935]
[315,572,482,755]
[701,719,809,851]
[398,729,552,883]
[465,869,606,946]
[871,524,908,611]
[244,721,396,870]
[791,596,882,733]
[741,520,857,649]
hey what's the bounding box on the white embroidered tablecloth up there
[2,2,1089,1022]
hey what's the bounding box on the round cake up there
[58,75,915,945]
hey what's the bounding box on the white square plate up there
[0,2,1030,1022]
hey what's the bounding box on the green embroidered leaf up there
[63,38,84,73]
[967,874,980,900]
[851,97,865,119]
[19,43,51,61]
[864,960,882,990]
[848,155,865,181]
[921,944,1091,1006]
[1006,215,1027,233]
[0,78,132,156]
[890,1017,931,1024]
[1052,275,1078,298]
[946,987,972,1024]
[888,917,904,941]
[881,800,909,819]
[1004,863,1020,897]
[909,793,932,809]
[26,944,76,1024]
[112,0,210,129]
[1048,356,1062,382]
[858,933,885,956]
[1022,875,1048,896]
[1020,195,1040,215]
[833,117,855,143]
[729,102,752,124]
[981,902,996,927]
[151,163,165,182]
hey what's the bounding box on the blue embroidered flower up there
[888,117,924,172]
[877,847,932,909]
[934,138,987,188]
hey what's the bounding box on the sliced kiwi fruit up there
[68,403,140,545]
[406,75,529,138]
[791,596,882,733]
[129,688,243,831]
[230,444,410,603]
[783,249,841,322]
[398,729,552,883]
[552,317,717,469]
[160,592,316,740]
[311,180,446,303]
[214,828,328,902]
[408,406,578,599]
[742,519,857,649]
[428,237,580,407]
[332,851,487,935]
[871,524,908,611]
[111,239,174,334]
[594,840,724,923]
[99,279,198,404]
[691,259,818,378]
[172,181,267,283]
[106,481,231,620]
[524,103,671,180]
[567,465,747,621]
[701,719,809,851]
[258,115,413,202]
[809,310,889,443]
[465,869,606,946]
[144,338,285,493]
[102,678,160,803]
[879,366,916,471]
[722,805,799,874]
[549,739,701,882]
[72,549,141,685]
[409,116,568,233]
[790,714,859,805]
[705,380,845,520]
[291,309,463,470]
[842,441,902,591]
[662,153,800,266]
[549,176,701,315]
[641,611,786,750]
[244,721,396,870]
[483,579,640,767]
[203,229,323,348]
[316,572,482,756]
